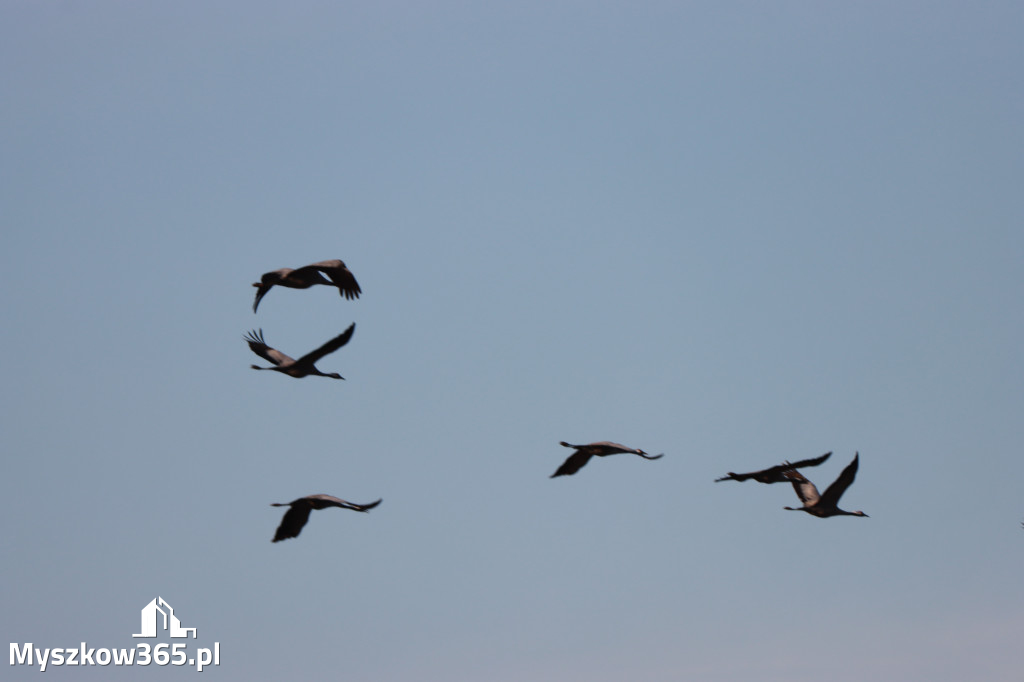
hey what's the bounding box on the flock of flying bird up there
[246,258,869,543]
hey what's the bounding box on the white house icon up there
[132,597,197,638]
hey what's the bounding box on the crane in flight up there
[270,494,381,543]
[551,441,663,478]
[783,453,868,518]
[252,259,361,312]
[715,452,832,484]
[244,324,355,379]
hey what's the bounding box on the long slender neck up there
[309,368,343,379]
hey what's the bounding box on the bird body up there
[252,259,361,312]
[551,440,663,478]
[715,452,832,483]
[270,494,381,542]
[244,324,355,379]
[783,453,868,518]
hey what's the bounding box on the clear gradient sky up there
[2,2,1022,680]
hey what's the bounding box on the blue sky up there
[2,2,1022,680]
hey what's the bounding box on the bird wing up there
[783,469,821,506]
[591,442,662,459]
[252,284,272,313]
[245,329,295,366]
[252,269,292,312]
[295,323,356,367]
[286,264,333,286]
[819,453,859,509]
[587,442,633,454]
[345,498,382,512]
[715,452,831,483]
[308,494,382,512]
[786,451,833,471]
[272,504,312,542]
[312,260,361,300]
[551,450,594,477]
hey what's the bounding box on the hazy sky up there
[2,2,1022,680]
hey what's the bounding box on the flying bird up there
[252,259,361,312]
[783,453,868,518]
[244,324,355,379]
[271,494,381,543]
[715,452,832,483]
[551,441,663,478]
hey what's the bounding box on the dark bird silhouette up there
[551,441,663,478]
[271,494,381,543]
[252,259,361,312]
[244,324,355,379]
[715,452,832,483]
[783,453,868,518]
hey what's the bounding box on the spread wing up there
[551,450,594,477]
[252,284,272,313]
[786,451,833,471]
[295,323,356,367]
[783,469,821,507]
[312,260,361,300]
[252,269,294,312]
[272,504,312,542]
[344,498,382,512]
[819,453,859,509]
[309,494,382,512]
[586,441,633,454]
[286,264,333,286]
[245,329,295,366]
[715,452,831,483]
